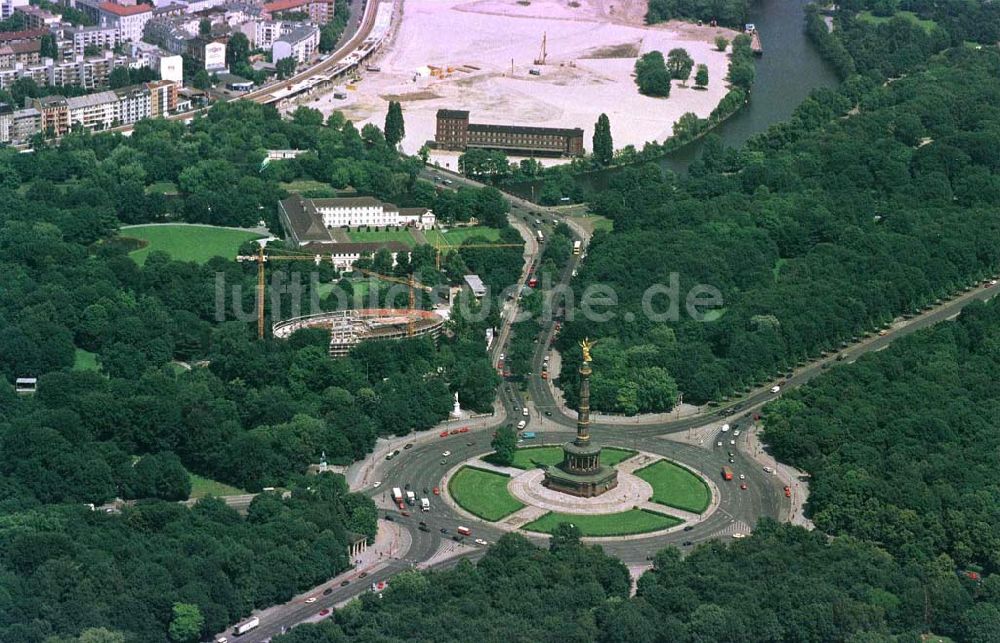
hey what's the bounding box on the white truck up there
[233,617,259,636]
[392,487,403,504]
[420,497,430,512]
[405,490,416,505]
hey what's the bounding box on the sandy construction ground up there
[310,0,738,163]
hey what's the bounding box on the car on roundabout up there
[439,431,449,438]
[740,483,748,490]
[475,538,488,546]
[372,481,381,488]
[305,597,317,604]
[442,451,451,457]
[433,487,440,495]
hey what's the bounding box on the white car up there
[732,533,746,539]
[770,385,781,393]
[739,474,746,480]
[442,451,451,457]
[733,429,740,437]
[716,441,723,447]
[305,597,317,604]
[730,439,736,445]
[474,538,488,546]
[499,352,505,360]
[721,424,730,432]
[373,481,381,488]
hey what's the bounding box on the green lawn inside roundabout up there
[634,460,711,514]
[448,466,524,521]
[502,445,636,470]
[522,508,681,537]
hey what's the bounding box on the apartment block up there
[65,25,121,54]
[272,23,317,64]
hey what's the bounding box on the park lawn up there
[858,10,936,32]
[346,229,417,246]
[523,508,681,537]
[123,224,264,265]
[425,226,501,247]
[280,179,332,192]
[189,473,246,499]
[635,460,711,514]
[701,308,727,322]
[505,445,635,470]
[73,348,100,372]
[145,181,179,195]
[448,466,524,521]
[569,213,613,234]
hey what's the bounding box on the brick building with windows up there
[435,109,584,157]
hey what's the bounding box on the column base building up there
[543,339,618,498]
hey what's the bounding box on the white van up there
[522,408,529,417]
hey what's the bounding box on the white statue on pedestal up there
[450,391,462,418]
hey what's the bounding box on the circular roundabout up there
[442,445,719,540]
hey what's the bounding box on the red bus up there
[722,466,734,481]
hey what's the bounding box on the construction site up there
[272,308,447,357]
[311,0,739,166]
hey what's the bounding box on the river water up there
[507,0,840,198]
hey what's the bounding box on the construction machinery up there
[355,268,436,337]
[534,32,547,65]
[236,243,328,340]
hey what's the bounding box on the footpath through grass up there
[634,459,711,514]
[502,445,635,470]
[448,466,524,521]
[523,508,681,537]
[123,224,263,265]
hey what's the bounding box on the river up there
[506,0,840,198]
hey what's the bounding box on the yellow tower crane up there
[355,268,437,338]
[236,244,328,340]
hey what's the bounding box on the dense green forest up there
[0,101,515,641]
[275,520,1000,642]
[557,44,1000,413]
[0,476,373,643]
[645,0,748,29]
[764,296,1000,574]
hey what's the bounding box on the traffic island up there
[447,466,525,521]
[522,509,682,537]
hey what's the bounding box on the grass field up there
[123,224,264,265]
[425,226,502,246]
[503,446,635,470]
[145,181,179,195]
[523,508,681,536]
[448,466,524,521]
[73,348,99,372]
[280,179,332,192]
[858,10,936,32]
[634,460,711,514]
[569,213,613,234]
[346,229,417,246]
[189,473,246,499]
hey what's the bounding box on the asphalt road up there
[221,167,1000,642]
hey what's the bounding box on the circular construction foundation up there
[508,469,653,515]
